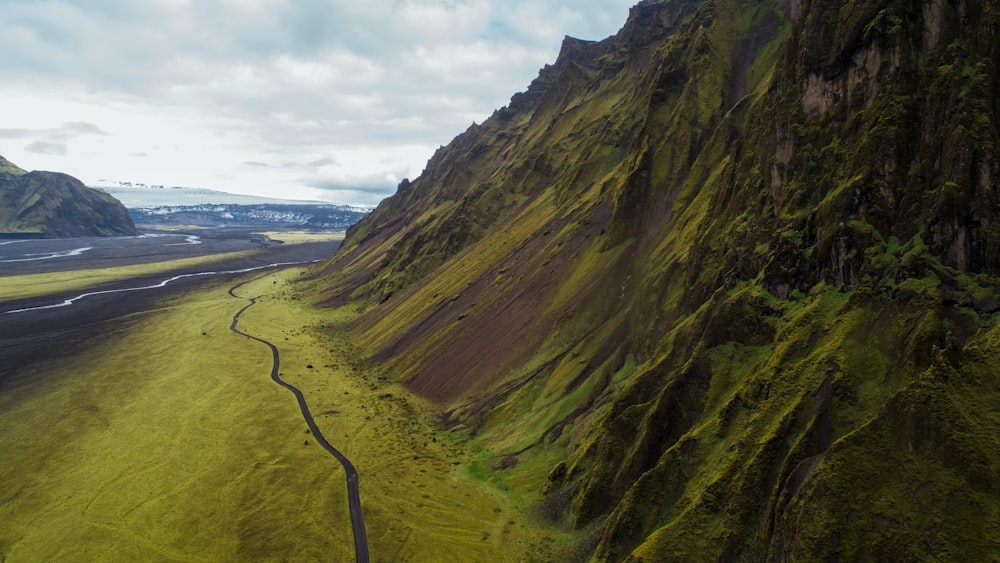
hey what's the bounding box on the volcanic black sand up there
[0,231,340,392]
[0,229,282,276]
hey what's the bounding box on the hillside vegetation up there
[0,155,27,176]
[305,0,1000,559]
[0,155,138,237]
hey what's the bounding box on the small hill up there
[0,156,138,237]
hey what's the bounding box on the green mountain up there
[307,0,1000,559]
[0,156,138,237]
[0,155,27,176]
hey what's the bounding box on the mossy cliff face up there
[0,157,139,237]
[306,0,1000,560]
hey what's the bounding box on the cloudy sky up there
[0,1,636,206]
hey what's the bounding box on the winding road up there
[228,281,370,563]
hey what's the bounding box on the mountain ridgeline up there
[306,0,1000,560]
[0,155,138,238]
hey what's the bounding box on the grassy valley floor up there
[0,267,547,561]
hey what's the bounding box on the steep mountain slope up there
[0,156,138,237]
[305,0,1000,560]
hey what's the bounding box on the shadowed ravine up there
[228,281,370,563]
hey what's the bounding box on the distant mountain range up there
[97,184,355,208]
[129,202,368,230]
[0,155,138,238]
[0,155,367,236]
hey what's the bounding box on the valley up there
[0,231,551,562]
[4,0,1000,559]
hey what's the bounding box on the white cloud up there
[26,140,67,156]
[0,0,637,206]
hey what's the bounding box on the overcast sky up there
[0,1,635,206]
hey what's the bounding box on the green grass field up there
[0,267,547,561]
[0,250,255,302]
[256,231,345,244]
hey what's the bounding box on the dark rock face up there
[307,0,1000,560]
[0,164,139,237]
